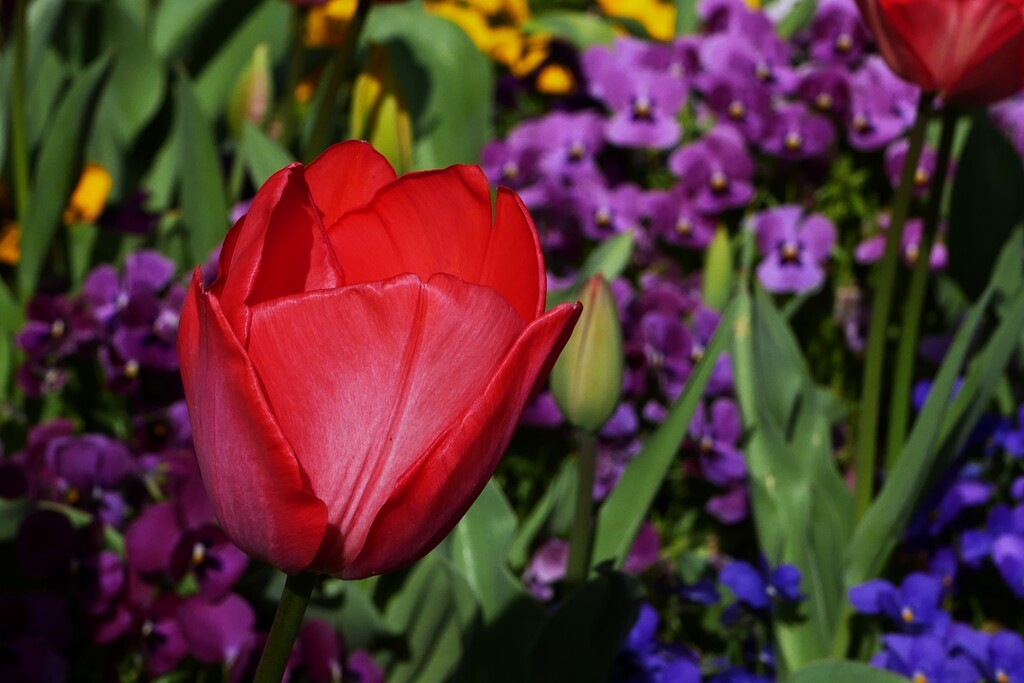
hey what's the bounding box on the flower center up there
[124,359,140,379]
[755,62,771,82]
[912,672,927,683]
[595,208,612,228]
[996,670,1010,683]
[632,96,654,121]
[728,100,746,121]
[913,167,930,187]
[502,161,519,181]
[51,319,66,339]
[901,606,915,623]
[568,142,586,162]
[676,218,693,235]
[852,114,869,132]
[699,435,714,453]
[815,93,833,111]
[191,541,207,566]
[904,242,920,264]
[780,242,801,264]
[783,132,803,152]
[710,171,729,192]
[835,33,853,53]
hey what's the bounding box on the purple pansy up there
[647,187,717,250]
[872,634,980,683]
[855,217,948,271]
[616,603,703,683]
[574,180,648,241]
[669,125,756,214]
[846,57,918,151]
[885,138,940,196]
[523,538,569,601]
[690,398,746,487]
[720,560,804,611]
[588,61,687,149]
[795,66,853,119]
[754,206,836,293]
[761,102,836,160]
[802,0,869,66]
[702,74,775,142]
[43,434,135,527]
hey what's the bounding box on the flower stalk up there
[10,0,31,220]
[884,106,959,470]
[566,430,598,589]
[253,571,317,683]
[854,93,932,520]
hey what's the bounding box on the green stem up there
[854,94,932,521]
[253,572,317,683]
[10,0,30,221]
[566,430,597,588]
[302,0,373,162]
[884,107,959,471]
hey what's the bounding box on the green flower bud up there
[702,226,734,312]
[550,275,624,432]
[351,44,413,175]
[227,43,273,140]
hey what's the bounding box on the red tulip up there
[856,0,1024,105]
[178,142,580,579]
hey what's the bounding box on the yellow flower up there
[0,222,20,265]
[598,0,677,41]
[536,64,575,95]
[509,34,551,77]
[304,0,357,48]
[63,163,112,226]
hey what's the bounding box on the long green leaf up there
[591,296,739,567]
[175,74,230,267]
[241,122,294,187]
[787,660,908,683]
[363,2,495,169]
[17,57,110,301]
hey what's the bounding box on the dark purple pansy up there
[43,434,135,527]
[523,538,569,601]
[848,572,945,632]
[802,0,869,66]
[795,66,853,119]
[574,180,648,241]
[616,603,703,683]
[177,593,256,669]
[855,217,948,271]
[846,57,918,151]
[754,206,835,293]
[690,398,746,487]
[702,74,774,142]
[647,187,717,250]
[700,29,794,93]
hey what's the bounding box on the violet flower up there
[690,398,746,487]
[871,634,980,683]
[669,125,755,214]
[586,58,687,149]
[523,538,569,601]
[855,217,948,270]
[795,66,853,119]
[848,573,946,632]
[754,206,836,293]
[885,138,940,196]
[720,560,804,611]
[802,0,869,66]
[647,187,717,250]
[702,73,774,142]
[846,57,919,151]
[761,102,835,160]
[615,604,702,683]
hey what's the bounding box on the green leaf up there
[67,224,101,287]
[775,0,819,38]
[94,3,166,146]
[523,11,618,48]
[787,660,908,683]
[241,122,294,187]
[150,0,221,59]
[548,232,636,308]
[306,577,393,652]
[529,569,642,683]
[674,0,699,34]
[175,74,230,266]
[25,50,67,150]
[446,481,546,683]
[17,57,110,301]
[591,296,739,568]
[193,0,289,120]
[26,0,67,76]
[731,287,853,672]
[509,457,578,568]
[947,111,1024,299]
[379,554,481,683]
[364,2,495,169]
[0,498,32,541]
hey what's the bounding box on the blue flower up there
[720,560,804,611]
[872,634,979,683]
[848,573,945,632]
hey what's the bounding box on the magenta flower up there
[754,206,836,293]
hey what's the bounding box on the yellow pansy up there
[63,163,112,226]
[0,222,19,265]
[536,64,575,95]
[598,0,677,41]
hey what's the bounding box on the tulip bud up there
[702,226,734,311]
[351,44,413,175]
[227,43,273,140]
[550,275,624,432]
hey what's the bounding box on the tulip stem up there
[566,430,597,589]
[884,106,959,471]
[10,0,31,222]
[854,94,932,521]
[303,0,373,162]
[253,571,317,683]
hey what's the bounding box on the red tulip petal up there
[245,273,527,574]
[326,166,496,291]
[341,301,581,579]
[178,269,328,574]
[477,188,546,321]
[304,141,397,226]
[211,164,342,342]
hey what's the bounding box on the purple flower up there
[855,217,948,270]
[959,504,1014,568]
[690,399,746,487]
[178,593,256,670]
[531,110,606,189]
[594,66,687,149]
[702,0,775,37]
[761,102,835,160]
[574,180,648,241]
[707,485,749,525]
[954,630,1024,683]
[928,477,992,536]
[647,187,716,250]
[928,548,959,593]
[754,206,835,293]
[624,521,661,574]
[700,30,795,93]
[848,573,945,631]
[802,0,869,66]
[616,604,702,683]
[795,66,853,119]
[885,138,940,196]
[523,538,569,601]
[702,74,774,142]
[990,94,1024,158]
[43,434,135,527]
[669,125,755,214]
[846,57,919,151]
[628,310,694,401]
[720,560,804,610]
[872,634,980,683]
[993,534,1024,598]
[520,391,565,428]
[998,406,1024,457]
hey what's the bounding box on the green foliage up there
[523,11,619,47]
[787,660,909,683]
